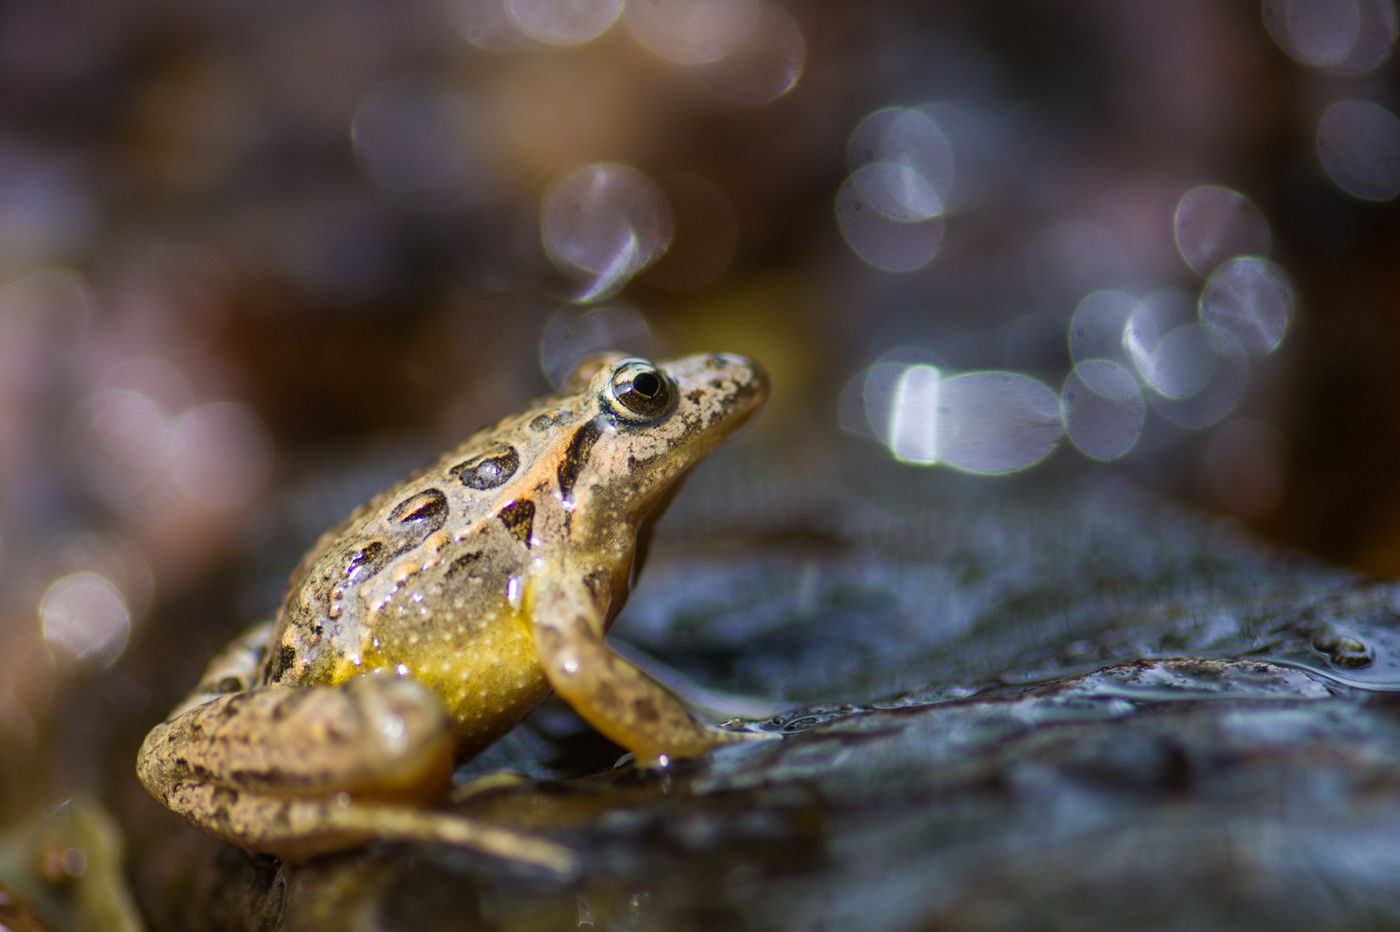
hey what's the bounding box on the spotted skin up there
[136,353,768,873]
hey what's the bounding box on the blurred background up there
[0,0,1397,921]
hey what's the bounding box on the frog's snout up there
[689,352,769,420]
[713,352,768,397]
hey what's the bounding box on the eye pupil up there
[609,362,673,420]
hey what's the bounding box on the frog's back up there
[263,397,590,749]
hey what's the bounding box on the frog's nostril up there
[742,358,769,394]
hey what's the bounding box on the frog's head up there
[557,351,767,538]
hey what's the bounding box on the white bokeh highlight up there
[1061,360,1146,461]
[507,0,622,46]
[1198,257,1293,355]
[1317,99,1400,201]
[1173,186,1272,277]
[541,163,674,302]
[40,572,131,669]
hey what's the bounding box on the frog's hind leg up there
[137,674,576,876]
[159,781,578,875]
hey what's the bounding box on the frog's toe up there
[706,724,782,746]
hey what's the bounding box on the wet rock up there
[136,455,1400,931]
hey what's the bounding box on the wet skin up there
[136,352,767,874]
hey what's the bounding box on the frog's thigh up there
[529,609,720,765]
[140,676,576,873]
[139,677,454,842]
[142,675,458,800]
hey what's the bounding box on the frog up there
[136,351,768,876]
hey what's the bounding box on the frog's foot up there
[704,724,780,747]
[528,582,747,765]
[447,770,538,804]
[161,781,578,877]
[617,725,778,768]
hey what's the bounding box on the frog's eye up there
[607,360,674,421]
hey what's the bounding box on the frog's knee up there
[531,622,597,677]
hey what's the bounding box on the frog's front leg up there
[527,577,744,766]
[136,675,576,875]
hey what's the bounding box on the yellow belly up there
[357,605,553,755]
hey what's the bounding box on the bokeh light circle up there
[887,368,1061,474]
[506,0,622,46]
[692,2,805,104]
[1069,290,1142,365]
[1198,256,1293,355]
[1316,99,1400,201]
[71,389,169,509]
[1061,360,1146,461]
[168,402,274,511]
[835,165,945,272]
[39,572,131,669]
[538,304,654,387]
[1262,0,1397,73]
[623,0,761,65]
[847,108,956,213]
[839,351,944,443]
[541,163,674,302]
[447,0,528,51]
[1262,0,1365,67]
[1173,186,1272,277]
[1136,323,1222,400]
[1149,327,1250,429]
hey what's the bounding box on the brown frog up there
[137,352,768,875]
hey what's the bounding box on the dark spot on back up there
[345,540,386,578]
[557,419,602,500]
[444,550,484,579]
[530,411,564,431]
[270,645,296,683]
[627,452,663,472]
[497,499,536,547]
[389,488,448,528]
[450,444,520,490]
